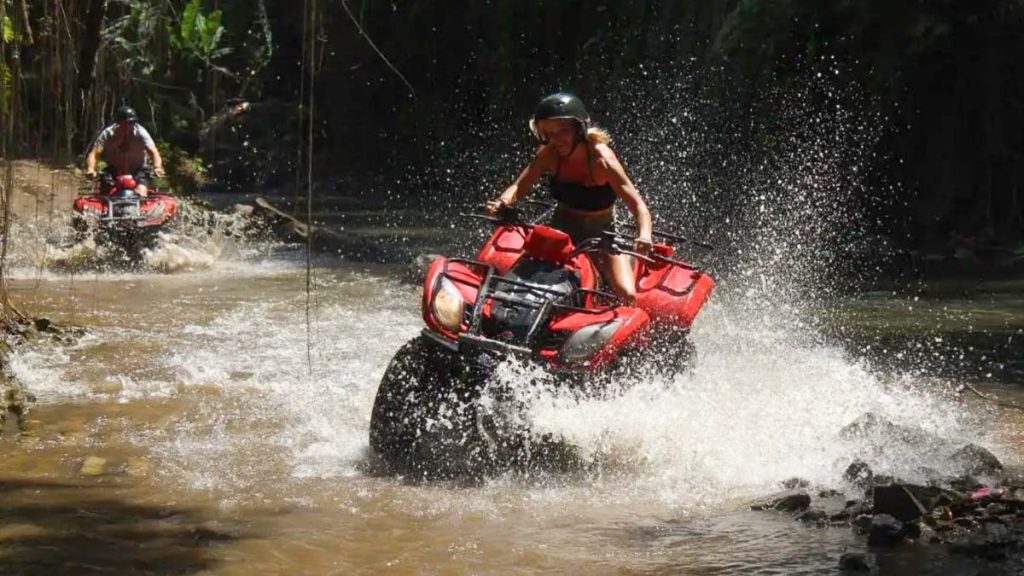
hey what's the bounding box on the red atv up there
[72,173,180,258]
[369,203,714,478]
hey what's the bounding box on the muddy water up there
[2,245,1023,575]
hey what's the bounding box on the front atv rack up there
[436,257,623,356]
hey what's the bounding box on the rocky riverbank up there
[0,314,85,437]
[751,412,1024,572]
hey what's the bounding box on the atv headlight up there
[432,277,465,332]
[560,320,622,363]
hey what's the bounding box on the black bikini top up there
[549,147,617,211]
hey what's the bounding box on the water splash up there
[7,198,274,276]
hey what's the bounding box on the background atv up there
[72,173,180,264]
[370,203,714,479]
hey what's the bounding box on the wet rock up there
[1007,487,1024,503]
[953,517,981,530]
[853,514,873,534]
[750,491,810,512]
[947,524,1016,561]
[818,488,843,498]
[838,551,877,572]
[982,521,1010,539]
[80,456,107,476]
[903,484,951,510]
[840,413,892,440]
[774,493,812,512]
[844,460,873,488]
[840,413,958,466]
[872,485,928,522]
[796,509,829,524]
[189,523,232,545]
[986,502,1010,516]
[915,522,939,544]
[781,477,809,490]
[845,500,871,518]
[951,444,1003,477]
[831,500,870,523]
[870,474,895,488]
[33,318,52,332]
[949,475,983,493]
[867,514,905,547]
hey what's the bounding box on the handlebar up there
[649,229,713,251]
[568,232,658,265]
[466,201,711,262]
[460,202,554,228]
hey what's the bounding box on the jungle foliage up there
[0,0,1022,247]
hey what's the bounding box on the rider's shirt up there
[90,123,156,174]
[549,150,617,211]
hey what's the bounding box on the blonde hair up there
[529,120,612,145]
[587,126,611,145]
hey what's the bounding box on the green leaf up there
[2,15,13,43]
[201,10,224,54]
[180,0,201,44]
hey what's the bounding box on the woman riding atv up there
[487,92,653,304]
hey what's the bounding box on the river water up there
[1,205,1022,575]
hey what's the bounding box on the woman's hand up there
[485,198,508,217]
[634,235,654,255]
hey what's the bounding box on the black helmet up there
[115,106,138,122]
[531,92,590,142]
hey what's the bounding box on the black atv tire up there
[369,335,496,480]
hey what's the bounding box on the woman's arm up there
[486,146,553,215]
[596,145,653,248]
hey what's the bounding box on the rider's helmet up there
[530,92,590,143]
[115,106,138,123]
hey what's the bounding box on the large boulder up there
[872,485,929,522]
[840,413,1005,480]
[839,413,949,452]
[950,444,1003,477]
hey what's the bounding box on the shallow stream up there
[1,220,1023,574]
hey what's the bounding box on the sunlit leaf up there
[180,0,200,44]
[2,15,14,43]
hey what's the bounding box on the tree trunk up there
[76,0,107,95]
[18,0,33,45]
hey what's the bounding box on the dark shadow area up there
[0,477,238,576]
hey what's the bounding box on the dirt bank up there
[4,159,81,225]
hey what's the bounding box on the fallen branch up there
[956,381,1024,412]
